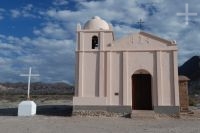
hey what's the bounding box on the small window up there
[92,36,98,49]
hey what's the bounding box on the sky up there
[0,0,199,84]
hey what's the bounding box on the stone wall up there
[179,76,190,112]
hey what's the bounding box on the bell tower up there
[74,16,114,105]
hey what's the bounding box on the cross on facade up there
[176,3,198,25]
[137,19,144,31]
[20,67,40,100]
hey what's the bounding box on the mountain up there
[0,82,74,95]
[179,56,200,80]
[179,56,200,94]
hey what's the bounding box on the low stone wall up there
[154,106,180,115]
[73,105,132,117]
[73,105,180,117]
[73,110,130,117]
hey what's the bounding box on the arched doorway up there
[132,70,152,110]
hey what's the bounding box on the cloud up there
[0,43,17,50]
[23,4,33,11]
[45,0,147,24]
[10,4,37,18]
[53,0,68,6]
[10,9,20,18]
[49,0,199,65]
[0,8,5,20]
[33,22,68,39]
[140,0,200,64]
[0,0,200,83]
[0,34,75,83]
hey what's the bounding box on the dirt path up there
[0,116,200,133]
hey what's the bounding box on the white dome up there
[84,16,110,30]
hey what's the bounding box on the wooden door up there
[132,74,152,110]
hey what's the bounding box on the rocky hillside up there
[179,56,200,94]
[0,82,74,95]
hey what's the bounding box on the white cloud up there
[46,10,74,21]
[10,4,37,18]
[0,43,17,50]
[10,9,20,18]
[0,8,5,12]
[0,34,75,83]
[33,22,67,39]
[113,25,137,39]
[141,0,200,64]
[59,0,199,65]
[23,4,33,11]
[1,0,200,83]
[53,0,68,6]
[0,8,5,20]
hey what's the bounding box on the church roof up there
[83,16,110,30]
[114,31,176,45]
[108,31,178,51]
[139,31,176,46]
[179,75,190,81]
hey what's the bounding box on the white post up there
[27,67,31,99]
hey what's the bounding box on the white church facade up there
[73,16,180,115]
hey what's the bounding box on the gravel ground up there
[0,99,200,133]
[0,116,200,133]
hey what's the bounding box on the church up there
[73,16,180,115]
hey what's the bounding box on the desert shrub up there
[189,97,196,106]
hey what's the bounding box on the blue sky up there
[0,0,199,84]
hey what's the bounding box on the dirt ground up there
[0,116,200,133]
[0,110,200,133]
[0,97,200,133]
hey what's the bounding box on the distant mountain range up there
[179,56,200,94]
[0,56,199,95]
[0,82,74,95]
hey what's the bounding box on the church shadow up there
[0,107,18,116]
[0,105,73,116]
[37,105,73,116]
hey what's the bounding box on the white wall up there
[110,52,123,105]
[83,52,99,97]
[161,51,174,105]
[83,33,99,50]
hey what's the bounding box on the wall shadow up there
[0,105,73,116]
[0,107,17,116]
[37,105,72,116]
